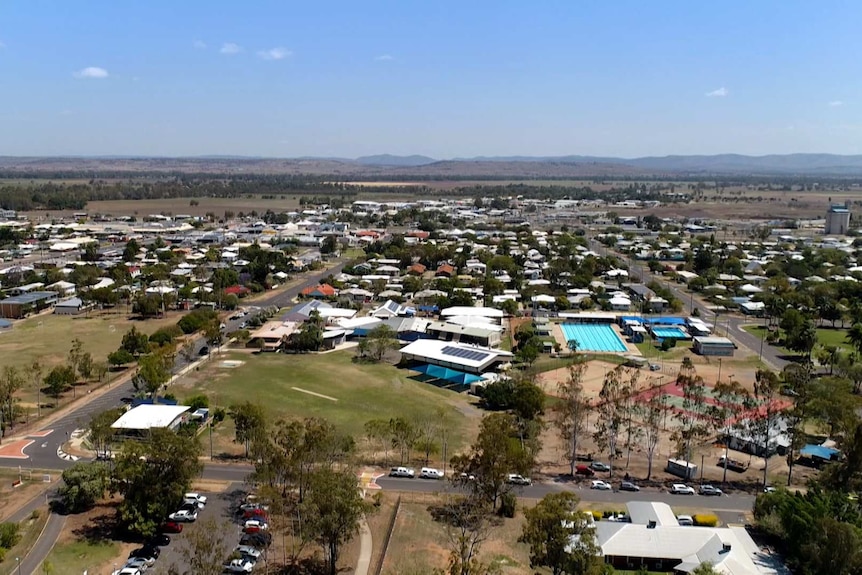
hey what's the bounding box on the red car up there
[160,521,183,534]
[242,508,269,520]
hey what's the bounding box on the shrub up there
[213,407,226,423]
[694,513,719,527]
[590,510,603,521]
[0,522,20,550]
[498,493,517,518]
[149,325,183,346]
[187,394,209,411]
[177,308,218,334]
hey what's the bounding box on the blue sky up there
[1,1,860,158]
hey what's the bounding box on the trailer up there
[666,458,698,480]
[718,454,749,473]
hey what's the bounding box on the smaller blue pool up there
[651,327,688,339]
[560,323,628,353]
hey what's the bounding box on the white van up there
[419,467,444,479]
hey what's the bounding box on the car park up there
[160,521,183,533]
[589,461,610,472]
[168,508,198,522]
[619,481,640,492]
[389,466,415,478]
[699,484,723,496]
[223,558,256,573]
[419,467,444,479]
[591,480,612,490]
[670,483,696,495]
[507,474,532,485]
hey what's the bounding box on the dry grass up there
[0,309,181,416]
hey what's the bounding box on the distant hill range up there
[2,153,862,177]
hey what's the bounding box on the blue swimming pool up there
[651,327,688,339]
[560,323,628,352]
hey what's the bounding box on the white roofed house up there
[111,404,191,440]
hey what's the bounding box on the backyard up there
[173,350,479,463]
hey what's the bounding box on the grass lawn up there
[0,310,180,414]
[382,501,531,575]
[635,339,693,360]
[743,324,852,353]
[44,539,121,575]
[177,350,477,459]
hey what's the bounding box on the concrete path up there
[18,511,65,575]
[355,515,373,575]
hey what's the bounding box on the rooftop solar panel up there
[441,345,491,362]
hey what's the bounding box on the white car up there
[184,492,208,508]
[111,569,141,575]
[124,558,151,572]
[223,558,255,573]
[168,508,198,522]
[591,480,612,491]
[677,514,695,526]
[389,466,415,478]
[236,545,262,560]
[506,474,532,486]
[670,483,696,495]
[419,467,444,479]
[243,519,269,532]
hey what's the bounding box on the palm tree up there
[846,323,862,358]
[567,339,579,355]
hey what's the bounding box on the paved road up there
[588,237,788,371]
[2,260,347,470]
[17,512,65,575]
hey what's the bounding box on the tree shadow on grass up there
[70,502,140,544]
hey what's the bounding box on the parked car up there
[591,480,612,491]
[239,502,269,514]
[223,558,256,573]
[198,346,209,356]
[670,483,696,495]
[236,545,263,560]
[160,521,183,533]
[676,514,694,526]
[111,568,141,575]
[168,509,198,522]
[507,474,532,486]
[184,492,208,508]
[589,462,610,472]
[130,546,160,562]
[124,556,153,571]
[575,464,595,477]
[649,363,661,371]
[419,467,444,479]
[763,486,777,494]
[243,508,269,520]
[389,466,415,478]
[458,472,476,481]
[619,481,640,492]
[243,519,269,534]
[240,532,272,549]
[149,534,171,547]
[699,484,723,496]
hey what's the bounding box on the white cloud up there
[257,47,291,61]
[829,100,844,107]
[73,67,109,79]
[374,54,394,61]
[220,43,242,55]
[705,87,728,97]
[193,40,207,49]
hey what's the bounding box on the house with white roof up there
[590,501,787,574]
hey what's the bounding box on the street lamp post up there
[717,358,723,384]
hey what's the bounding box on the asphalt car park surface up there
[148,483,251,575]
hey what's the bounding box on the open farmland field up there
[173,350,478,462]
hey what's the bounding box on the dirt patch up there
[536,360,622,398]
